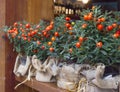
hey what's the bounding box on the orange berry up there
[82,23,87,29]
[41,45,45,50]
[28,32,31,37]
[113,33,119,38]
[65,23,71,28]
[21,29,25,32]
[107,25,113,31]
[37,41,41,45]
[88,12,93,16]
[51,37,56,41]
[13,22,18,26]
[54,32,59,37]
[87,15,92,20]
[27,38,31,42]
[75,42,81,48]
[97,24,104,31]
[22,33,26,37]
[112,23,117,28]
[65,17,71,21]
[46,25,53,31]
[49,47,54,52]
[33,49,38,53]
[68,26,73,30]
[26,24,30,28]
[100,18,105,22]
[43,31,47,36]
[96,42,103,48]
[23,37,27,40]
[84,15,89,21]
[79,37,84,43]
[50,21,54,25]
[48,41,52,46]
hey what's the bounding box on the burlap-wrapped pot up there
[13,54,31,77]
[77,64,119,92]
[32,55,59,82]
[57,64,91,91]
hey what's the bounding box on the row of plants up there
[3,6,120,65]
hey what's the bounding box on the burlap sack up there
[57,64,90,91]
[81,68,96,81]
[77,77,117,92]
[14,65,35,89]
[77,64,119,92]
[32,55,59,82]
[92,64,118,89]
[13,54,31,77]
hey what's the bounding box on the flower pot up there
[32,55,59,82]
[13,54,31,77]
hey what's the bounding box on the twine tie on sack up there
[65,78,87,92]
[65,82,78,92]
[14,65,32,89]
[77,77,87,92]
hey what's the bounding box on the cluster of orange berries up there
[84,12,93,21]
[7,13,120,55]
[82,11,120,49]
[65,17,73,30]
[75,37,87,48]
[7,21,55,53]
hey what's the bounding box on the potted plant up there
[2,6,120,91]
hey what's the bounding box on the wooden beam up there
[5,0,17,91]
[0,0,16,92]
[0,32,5,92]
[0,1,54,92]
[0,0,5,27]
[0,0,6,91]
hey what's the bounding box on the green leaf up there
[100,50,107,55]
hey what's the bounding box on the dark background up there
[91,0,119,11]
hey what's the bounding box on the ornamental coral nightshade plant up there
[3,20,51,60]
[71,6,120,64]
[3,6,120,65]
